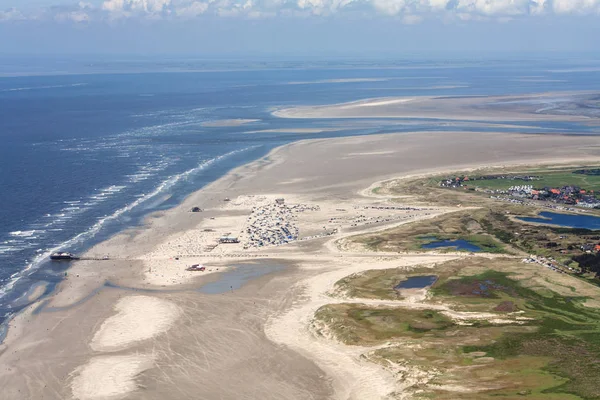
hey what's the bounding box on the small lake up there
[422,239,482,252]
[518,211,600,230]
[395,275,438,290]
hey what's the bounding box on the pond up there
[422,239,482,252]
[394,275,438,290]
[518,211,600,230]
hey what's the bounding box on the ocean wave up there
[9,230,38,238]
[0,83,87,93]
[126,160,173,183]
[100,185,127,193]
[0,146,255,299]
[0,246,19,255]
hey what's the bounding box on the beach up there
[1,130,599,400]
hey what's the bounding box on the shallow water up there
[518,211,600,230]
[422,239,482,252]
[197,263,285,294]
[395,275,438,289]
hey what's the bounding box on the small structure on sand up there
[275,198,285,205]
[219,236,240,244]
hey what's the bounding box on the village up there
[441,174,600,209]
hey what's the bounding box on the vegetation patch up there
[355,209,508,254]
[314,304,454,345]
[493,301,518,312]
[321,258,600,399]
[453,272,600,399]
[434,272,518,299]
[334,269,406,300]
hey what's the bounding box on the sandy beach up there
[0,129,599,400]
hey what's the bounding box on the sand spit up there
[201,119,259,127]
[71,354,153,400]
[244,128,343,134]
[273,91,599,122]
[91,295,181,352]
[286,78,390,85]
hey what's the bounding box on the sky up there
[1,0,600,55]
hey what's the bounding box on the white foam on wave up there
[126,161,173,183]
[100,185,127,193]
[0,146,255,299]
[9,230,37,238]
[0,83,87,93]
[0,246,17,255]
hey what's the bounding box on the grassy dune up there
[355,209,509,254]
[315,258,600,399]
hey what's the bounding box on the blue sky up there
[1,0,600,55]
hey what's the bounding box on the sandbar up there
[91,295,181,352]
[201,118,259,127]
[71,354,154,400]
[274,92,600,122]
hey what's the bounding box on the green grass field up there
[458,170,600,192]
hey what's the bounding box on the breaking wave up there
[0,146,254,300]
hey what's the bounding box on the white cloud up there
[402,13,423,23]
[371,0,407,15]
[3,0,600,22]
[553,0,600,14]
[175,1,209,17]
[102,0,172,14]
[0,7,25,21]
[55,10,91,22]
[453,0,530,16]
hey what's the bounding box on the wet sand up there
[0,130,599,400]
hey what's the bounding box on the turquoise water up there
[422,239,482,252]
[395,275,438,289]
[518,211,600,230]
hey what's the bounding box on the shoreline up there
[1,130,599,400]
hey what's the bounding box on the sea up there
[1,56,600,332]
